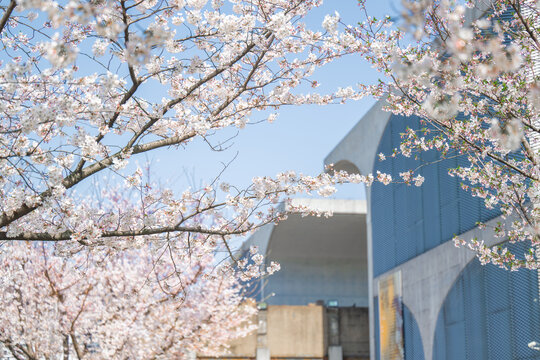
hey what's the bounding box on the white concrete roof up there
[286,198,366,214]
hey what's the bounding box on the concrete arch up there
[325,98,393,360]
[331,159,361,176]
[432,240,540,360]
[325,98,391,177]
[373,214,512,360]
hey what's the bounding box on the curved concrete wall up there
[265,211,368,306]
[241,199,369,307]
[433,241,540,360]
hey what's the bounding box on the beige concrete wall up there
[198,303,257,358]
[226,328,257,357]
[267,304,325,358]
[203,304,327,359]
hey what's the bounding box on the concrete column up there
[327,308,342,360]
[256,308,270,360]
[366,190,376,360]
[256,348,270,360]
[327,307,340,346]
[328,346,343,360]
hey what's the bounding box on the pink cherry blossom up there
[353,0,540,269]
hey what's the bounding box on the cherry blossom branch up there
[390,76,539,181]
[509,0,540,51]
[0,225,248,241]
[0,0,16,35]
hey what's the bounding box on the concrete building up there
[207,303,369,360]
[222,5,540,358]
[215,199,371,360]
[326,98,540,360]
[223,96,539,360]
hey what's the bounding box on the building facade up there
[326,99,540,360]
[226,199,371,360]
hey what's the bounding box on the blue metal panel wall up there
[371,114,502,277]
[404,305,425,360]
[372,126,396,274]
[433,242,540,360]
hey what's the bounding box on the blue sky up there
[133,0,401,201]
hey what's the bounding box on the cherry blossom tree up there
[0,241,263,360]
[0,0,372,357]
[0,0,370,248]
[350,0,540,269]
[2,0,537,355]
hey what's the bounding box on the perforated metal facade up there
[433,241,540,360]
[371,114,501,278]
[370,113,540,359]
[403,305,424,360]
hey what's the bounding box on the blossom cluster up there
[351,0,540,269]
[0,241,258,359]
[0,0,394,355]
[0,0,376,248]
